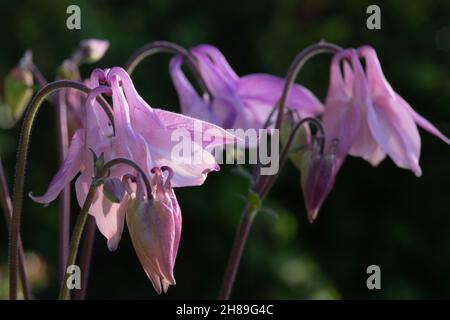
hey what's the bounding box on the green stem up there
[219,42,341,300]
[218,204,258,300]
[273,41,341,130]
[58,184,96,300]
[124,40,211,97]
[30,62,73,288]
[72,216,96,300]
[58,157,152,300]
[0,157,32,299]
[8,80,114,299]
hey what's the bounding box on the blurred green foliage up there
[0,0,450,299]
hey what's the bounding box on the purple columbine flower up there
[170,44,323,129]
[30,67,236,251]
[322,46,450,176]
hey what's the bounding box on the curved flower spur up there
[29,67,237,292]
[170,44,323,129]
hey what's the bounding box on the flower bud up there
[103,177,125,203]
[280,113,312,171]
[301,139,337,223]
[126,167,181,294]
[79,39,109,64]
[0,66,33,129]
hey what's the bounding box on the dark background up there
[1,0,450,299]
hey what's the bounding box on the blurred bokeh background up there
[1,0,450,299]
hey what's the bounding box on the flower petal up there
[367,95,422,176]
[191,44,238,94]
[169,55,213,122]
[29,129,84,204]
[396,94,450,145]
[237,73,323,122]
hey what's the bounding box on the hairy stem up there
[124,40,211,97]
[273,41,341,130]
[0,157,32,299]
[30,63,72,288]
[8,80,114,299]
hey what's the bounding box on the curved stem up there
[102,158,153,198]
[8,80,114,299]
[219,42,342,300]
[28,65,73,287]
[274,42,341,130]
[0,157,32,299]
[59,157,152,300]
[259,118,324,199]
[124,40,211,97]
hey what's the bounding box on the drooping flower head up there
[323,46,450,176]
[30,67,236,262]
[170,44,323,129]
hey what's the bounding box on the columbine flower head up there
[322,46,450,176]
[30,66,236,252]
[170,44,323,129]
[126,167,181,294]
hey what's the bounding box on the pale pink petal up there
[367,95,422,176]
[191,45,238,94]
[322,52,361,170]
[29,129,84,204]
[169,55,212,122]
[359,46,396,99]
[396,94,450,145]
[237,74,323,121]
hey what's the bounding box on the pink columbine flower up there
[126,167,181,294]
[323,46,450,176]
[30,67,236,253]
[170,44,323,129]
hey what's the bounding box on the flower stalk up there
[124,40,211,97]
[8,80,113,299]
[59,157,152,300]
[0,157,32,299]
[219,41,341,300]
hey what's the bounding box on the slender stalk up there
[56,90,71,287]
[59,157,152,300]
[72,216,96,300]
[30,63,72,288]
[58,184,96,300]
[8,80,114,299]
[219,42,341,299]
[124,40,211,97]
[274,42,341,130]
[0,158,32,299]
[219,205,257,300]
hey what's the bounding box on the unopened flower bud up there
[280,115,312,171]
[103,177,125,203]
[79,39,109,64]
[301,139,337,223]
[126,167,181,294]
